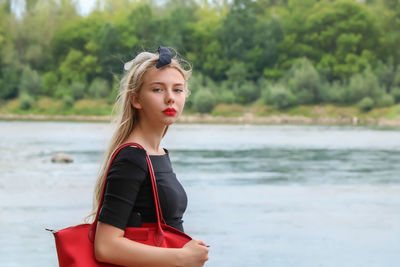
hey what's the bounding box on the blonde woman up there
[91,47,209,266]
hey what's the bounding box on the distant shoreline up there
[1,113,400,126]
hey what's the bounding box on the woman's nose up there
[165,89,175,104]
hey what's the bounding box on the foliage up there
[41,72,59,97]
[347,67,384,103]
[0,0,399,115]
[263,84,295,109]
[233,81,260,104]
[88,78,110,99]
[358,97,374,112]
[286,58,321,104]
[376,93,395,107]
[375,59,396,91]
[392,87,400,103]
[70,81,86,100]
[277,0,381,81]
[0,62,20,99]
[18,93,34,110]
[319,81,347,104]
[193,89,216,113]
[19,66,41,95]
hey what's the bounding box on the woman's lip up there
[163,108,176,116]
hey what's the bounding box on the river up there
[0,121,399,267]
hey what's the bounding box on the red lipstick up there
[163,107,176,116]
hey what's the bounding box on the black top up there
[98,146,188,232]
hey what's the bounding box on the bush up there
[358,97,374,112]
[233,81,260,104]
[88,78,110,98]
[193,89,216,113]
[54,83,70,99]
[287,58,321,104]
[70,81,86,100]
[107,74,120,105]
[19,93,34,110]
[375,59,395,90]
[393,67,400,87]
[376,94,395,107]
[319,81,347,104]
[348,67,384,103]
[0,63,20,99]
[19,66,41,95]
[63,95,74,108]
[218,89,235,104]
[41,72,58,97]
[391,87,400,103]
[188,73,204,96]
[225,62,247,85]
[264,84,296,110]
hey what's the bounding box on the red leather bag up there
[47,142,192,267]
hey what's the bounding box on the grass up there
[211,104,247,117]
[0,97,113,116]
[1,98,400,122]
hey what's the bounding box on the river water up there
[0,121,399,267]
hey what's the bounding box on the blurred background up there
[1,0,400,266]
[0,0,400,118]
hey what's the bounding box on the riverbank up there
[2,100,400,126]
[2,111,400,126]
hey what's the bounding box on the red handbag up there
[47,142,192,267]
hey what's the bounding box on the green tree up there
[277,0,381,81]
[154,0,197,52]
[19,66,41,96]
[220,0,283,80]
[0,2,20,99]
[234,81,260,104]
[88,77,110,98]
[358,96,374,112]
[58,49,100,85]
[193,89,216,113]
[347,66,384,103]
[263,83,296,109]
[41,71,59,97]
[0,61,20,99]
[186,4,227,80]
[378,0,400,66]
[113,3,155,53]
[286,58,321,104]
[375,59,396,91]
[96,23,123,83]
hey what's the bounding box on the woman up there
[90,47,209,266]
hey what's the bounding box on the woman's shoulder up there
[112,146,148,170]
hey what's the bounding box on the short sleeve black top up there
[98,146,188,232]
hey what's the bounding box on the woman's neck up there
[126,121,167,155]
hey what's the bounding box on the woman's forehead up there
[144,66,185,84]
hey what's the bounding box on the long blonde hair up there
[86,49,191,222]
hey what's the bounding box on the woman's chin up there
[162,116,178,126]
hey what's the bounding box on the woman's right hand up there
[180,239,209,267]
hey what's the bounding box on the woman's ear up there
[131,92,142,109]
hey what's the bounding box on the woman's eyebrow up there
[150,82,184,86]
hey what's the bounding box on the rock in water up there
[51,153,74,163]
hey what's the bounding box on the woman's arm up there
[94,222,209,267]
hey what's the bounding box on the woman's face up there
[133,66,186,126]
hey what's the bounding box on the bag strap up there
[89,142,166,244]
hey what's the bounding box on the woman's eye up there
[152,88,162,92]
[174,88,184,93]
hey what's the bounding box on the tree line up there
[0,0,400,114]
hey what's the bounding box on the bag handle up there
[89,142,166,245]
